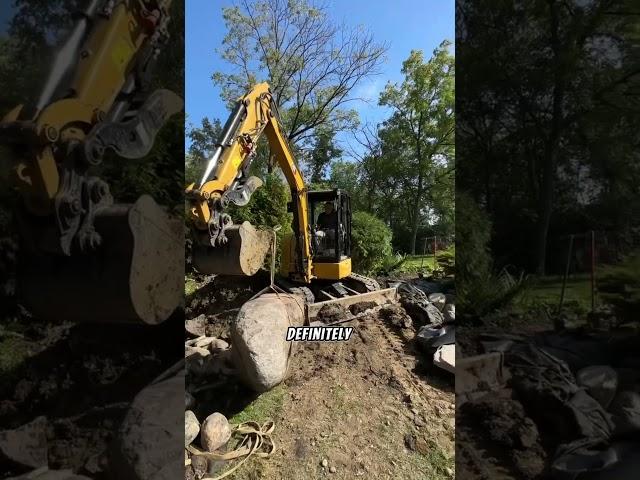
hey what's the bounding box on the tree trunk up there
[409,209,420,255]
[535,0,565,275]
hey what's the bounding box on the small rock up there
[576,365,617,409]
[209,338,230,352]
[404,433,416,451]
[349,301,377,315]
[321,458,328,468]
[428,293,446,311]
[329,466,336,473]
[380,304,412,329]
[201,413,231,452]
[443,304,455,323]
[185,410,200,447]
[413,415,426,427]
[400,328,415,342]
[0,416,48,469]
[191,455,208,478]
[185,346,210,358]
[434,344,455,373]
[415,436,430,455]
[317,303,350,323]
[185,315,207,336]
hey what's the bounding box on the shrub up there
[598,250,640,322]
[351,211,393,274]
[456,192,527,317]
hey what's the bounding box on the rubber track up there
[345,272,380,292]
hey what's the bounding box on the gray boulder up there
[231,293,305,392]
[109,364,184,480]
[185,410,200,447]
[428,293,447,311]
[0,416,47,469]
[443,303,455,323]
[576,366,617,409]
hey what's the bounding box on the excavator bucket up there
[17,195,183,324]
[192,221,272,276]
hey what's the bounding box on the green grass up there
[0,336,32,378]
[229,384,287,425]
[185,276,199,296]
[402,255,437,271]
[408,441,454,479]
[398,245,455,274]
[521,274,593,310]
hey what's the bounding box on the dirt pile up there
[185,276,456,479]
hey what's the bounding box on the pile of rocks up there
[461,330,640,478]
[385,280,456,373]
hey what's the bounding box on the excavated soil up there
[188,280,455,480]
[0,314,183,478]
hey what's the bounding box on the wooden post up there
[420,237,428,270]
[559,234,574,313]
[591,230,596,312]
[433,235,437,271]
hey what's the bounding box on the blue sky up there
[0,3,14,34]
[186,0,454,152]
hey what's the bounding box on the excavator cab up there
[308,190,352,280]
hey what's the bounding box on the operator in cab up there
[317,201,338,230]
[315,202,338,255]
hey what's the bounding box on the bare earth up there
[226,313,455,480]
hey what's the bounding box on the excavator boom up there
[1,0,183,324]
[187,83,313,283]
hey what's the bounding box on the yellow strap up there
[185,420,276,480]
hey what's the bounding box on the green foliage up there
[350,211,392,274]
[187,117,222,162]
[456,193,528,317]
[456,192,492,282]
[458,0,640,273]
[598,251,640,321]
[228,173,292,266]
[377,43,455,254]
[306,127,342,183]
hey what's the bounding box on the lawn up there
[399,246,455,274]
[524,273,594,311]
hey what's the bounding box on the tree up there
[306,126,342,183]
[378,43,455,254]
[213,0,387,148]
[457,0,640,274]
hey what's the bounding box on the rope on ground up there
[186,420,276,480]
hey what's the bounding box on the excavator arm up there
[186,83,313,283]
[1,0,183,324]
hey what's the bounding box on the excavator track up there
[344,272,380,293]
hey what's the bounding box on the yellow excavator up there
[1,0,183,324]
[186,82,383,304]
